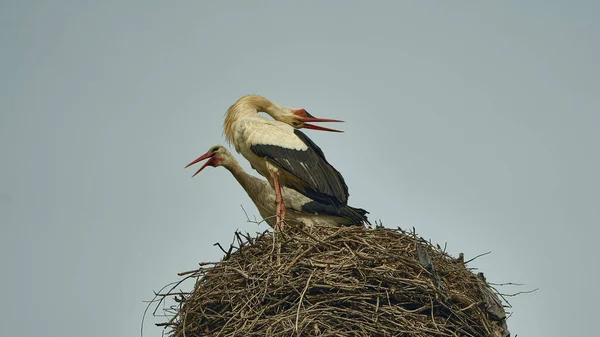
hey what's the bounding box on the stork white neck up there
[220,153,250,185]
[223,95,287,144]
[219,151,270,205]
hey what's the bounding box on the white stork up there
[222,95,348,230]
[185,144,370,228]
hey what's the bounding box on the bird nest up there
[148,223,512,337]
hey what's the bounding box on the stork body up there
[223,95,348,229]
[185,145,370,228]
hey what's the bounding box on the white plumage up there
[222,95,348,230]
[185,145,370,228]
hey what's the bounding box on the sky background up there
[1,1,598,336]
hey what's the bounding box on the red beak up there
[302,117,344,133]
[293,109,345,132]
[302,110,344,132]
[185,151,215,177]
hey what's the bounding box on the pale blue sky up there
[1,1,598,336]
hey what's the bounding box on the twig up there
[500,288,539,297]
[295,271,315,332]
[464,251,491,264]
[488,282,525,286]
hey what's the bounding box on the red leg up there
[272,176,285,231]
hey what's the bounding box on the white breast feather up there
[236,117,308,151]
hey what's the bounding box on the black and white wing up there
[251,129,349,207]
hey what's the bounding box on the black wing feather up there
[251,130,349,207]
[301,201,370,226]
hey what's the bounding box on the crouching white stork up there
[222,95,349,230]
[185,145,370,228]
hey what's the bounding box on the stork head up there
[225,95,345,135]
[184,144,233,177]
[273,108,345,133]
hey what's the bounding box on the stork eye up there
[211,147,219,153]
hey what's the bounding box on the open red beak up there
[302,117,345,133]
[302,111,345,132]
[185,151,215,177]
[293,109,345,132]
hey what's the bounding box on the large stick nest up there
[151,224,511,337]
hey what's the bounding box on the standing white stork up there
[185,144,370,228]
[222,95,348,230]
